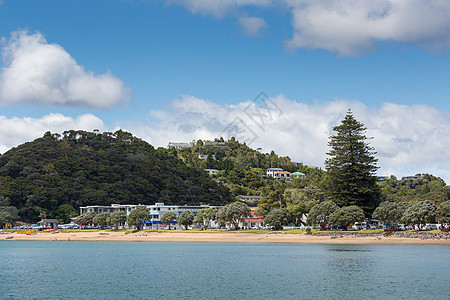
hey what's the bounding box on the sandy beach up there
[3,230,450,245]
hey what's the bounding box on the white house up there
[167,142,191,149]
[199,154,216,161]
[266,168,284,177]
[204,169,219,176]
[80,204,147,216]
[237,195,262,204]
[266,168,291,180]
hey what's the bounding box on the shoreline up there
[3,230,450,245]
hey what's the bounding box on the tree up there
[216,202,251,229]
[0,206,19,227]
[402,200,437,230]
[108,211,127,229]
[265,208,290,230]
[329,205,365,230]
[436,201,450,224]
[193,208,217,229]
[127,207,151,230]
[372,201,406,226]
[161,211,177,230]
[55,204,77,224]
[177,210,195,230]
[306,201,339,228]
[93,212,110,229]
[325,110,380,215]
[77,212,96,226]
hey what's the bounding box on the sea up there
[0,241,449,299]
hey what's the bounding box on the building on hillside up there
[204,169,219,176]
[167,142,191,149]
[199,154,216,161]
[402,175,424,180]
[266,168,284,177]
[204,141,226,147]
[377,176,389,182]
[291,172,306,179]
[237,195,262,204]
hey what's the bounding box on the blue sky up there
[1,0,450,183]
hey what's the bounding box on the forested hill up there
[0,130,232,222]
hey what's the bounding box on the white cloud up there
[168,0,272,17]
[285,0,450,56]
[0,113,105,153]
[0,30,132,108]
[170,0,450,56]
[238,16,267,36]
[118,94,450,184]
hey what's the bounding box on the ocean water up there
[0,241,449,299]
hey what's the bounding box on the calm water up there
[0,241,449,299]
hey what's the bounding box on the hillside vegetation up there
[0,131,231,222]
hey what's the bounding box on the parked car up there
[424,224,438,230]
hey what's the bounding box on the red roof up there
[244,218,264,222]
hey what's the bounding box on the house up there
[239,210,265,229]
[167,142,191,149]
[204,141,227,147]
[237,195,262,204]
[266,168,284,177]
[402,175,424,180]
[204,169,219,176]
[291,172,306,179]
[199,154,216,161]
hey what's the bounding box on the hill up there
[0,130,231,222]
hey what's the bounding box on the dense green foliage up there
[307,201,339,227]
[77,212,96,225]
[193,208,217,228]
[177,210,195,230]
[93,212,110,229]
[401,200,437,229]
[0,130,231,222]
[436,201,450,224]
[108,211,127,229]
[329,206,365,230]
[379,174,450,204]
[372,201,408,225]
[215,201,251,229]
[325,111,381,215]
[264,208,290,230]
[161,211,177,229]
[127,207,151,230]
[0,196,19,227]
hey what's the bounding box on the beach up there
[3,230,450,245]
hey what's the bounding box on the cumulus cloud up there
[238,16,267,36]
[285,0,450,56]
[0,30,132,108]
[118,94,450,184]
[170,0,450,56]
[0,113,105,153]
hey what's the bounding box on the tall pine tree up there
[325,110,380,215]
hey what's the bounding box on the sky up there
[1,0,450,183]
